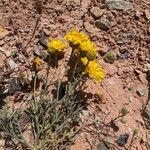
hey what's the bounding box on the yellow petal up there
[34,57,43,68]
[80,40,97,52]
[64,28,89,45]
[81,57,106,83]
[47,39,67,53]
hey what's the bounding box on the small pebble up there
[8,59,18,70]
[0,40,4,46]
[34,48,41,56]
[9,78,21,94]
[95,15,112,30]
[136,88,147,96]
[144,9,150,20]
[116,134,129,147]
[138,73,148,84]
[90,7,104,19]
[18,54,26,63]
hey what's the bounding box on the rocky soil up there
[0,0,150,150]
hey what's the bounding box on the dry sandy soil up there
[0,0,150,150]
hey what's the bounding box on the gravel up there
[105,0,133,10]
[95,15,112,30]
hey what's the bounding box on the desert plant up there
[0,29,105,150]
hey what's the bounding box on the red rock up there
[138,73,148,84]
[144,9,150,20]
[90,7,104,19]
[135,11,141,18]
[0,29,10,40]
[84,21,99,34]
[148,26,150,34]
[0,40,4,46]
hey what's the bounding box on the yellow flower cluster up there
[81,57,105,83]
[64,28,105,83]
[45,28,105,83]
[65,29,98,60]
[47,39,67,54]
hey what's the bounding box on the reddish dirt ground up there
[0,0,150,150]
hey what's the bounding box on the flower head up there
[80,40,98,60]
[33,57,43,70]
[47,39,67,54]
[80,40,97,52]
[64,29,89,46]
[81,57,105,83]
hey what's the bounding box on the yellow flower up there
[81,57,105,83]
[34,57,43,69]
[80,40,97,52]
[64,29,89,45]
[80,40,98,60]
[47,39,67,54]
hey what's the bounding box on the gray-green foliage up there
[0,77,84,150]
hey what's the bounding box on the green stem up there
[72,56,80,81]
[45,54,51,88]
[56,80,61,101]
[33,71,40,147]
[33,71,38,105]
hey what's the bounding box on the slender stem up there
[72,59,79,81]
[54,54,58,68]
[33,71,38,104]
[102,114,126,128]
[33,71,40,147]
[127,135,136,150]
[24,15,40,50]
[56,80,61,101]
[67,46,75,65]
[43,54,51,93]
